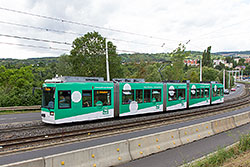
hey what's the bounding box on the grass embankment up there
[0,110,40,115]
[187,133,250,167]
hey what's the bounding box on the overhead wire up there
[0,33,71,45]
[0,41,69,51]
[190,17,250,41]
[2,6,249,53]
[0,6,189,54]
[0,20,83,36]
[0,41,147,54]
[0,32,150,54]
[193,31,250,41]
[0,20,173,50]
[0,6,180,42]
[0,36,147,54]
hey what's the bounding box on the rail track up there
[0,84,249,155]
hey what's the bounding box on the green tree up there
[59,31,123,79]
[0,66,41,107]
[169,44,190,81]
[184,68,199,83]
[162,66,173,81]
[244,65,250,75]
[144,63,162,82]
[129,60,147,79]
[214,62,225,71]
[202,66,219,81]
[56,54,73,76]
[238,58,245,66]
[225,56,233,63]
[202,46,212,67]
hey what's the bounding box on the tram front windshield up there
[42,87,55,109]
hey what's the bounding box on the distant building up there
[225,63,233,68]
[184,59,199,66]
[244,58,250,64]
[213,59,226,67]
[239,54,250,58]
[235,66,246,71]
[234,58,240,64]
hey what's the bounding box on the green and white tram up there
[41,76,224,124]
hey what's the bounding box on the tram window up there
[201,89,204,98]
[144,90,151,103]
[58,90,71,109]
[196,89,201,98]
[136,90,143,103]
[168,89,177,101]
[122,90,134,104]
[217,88,220,97]
[205,88,209,97]
[152,89,161,102]
[42,87,55,109]
[82,90,92,107]
[177,89,185,100]
[213,88,217,97]
[191,89,196,99]
[94,90,111,106]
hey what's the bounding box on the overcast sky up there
[0,0,250,59]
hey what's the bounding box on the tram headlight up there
[50,111,54,116]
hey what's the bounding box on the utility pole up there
[228,71,231,89]
[241,70,243,80]
[105,39,110,81]
[223,69,225,91]
[238,71,240,81]
[234,71,236,84]
[200,57,202,82]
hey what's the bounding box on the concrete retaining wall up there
[44,140,131,167]
[128,129,181,160]
[179,121,214,144]
[211,116,236,134]
[3,111,250,167]
[1,158,44,167]
[249,111,250,121]
[233,111,250,126]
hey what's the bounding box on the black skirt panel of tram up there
[210,83,212,105]
[114,83,120,118]
[163,83,167,112]
[187,83,190,109]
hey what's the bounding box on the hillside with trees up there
[0,31,244,107]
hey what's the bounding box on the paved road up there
[0,112,41,124]
[224,83,244,100]
[0,83,244,124]
[0,106,250,165]
[117,123,250,167]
